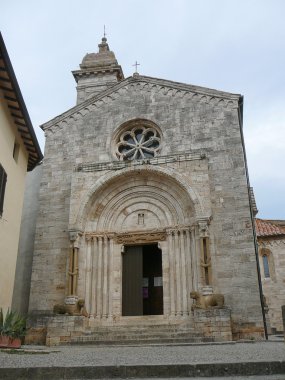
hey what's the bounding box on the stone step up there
[74,331,200,341]
[69,325,204,345]
[82,327,196,335]
[83,323,194,334]
[69,335,210,345]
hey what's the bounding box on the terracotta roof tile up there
[255,218,285,237]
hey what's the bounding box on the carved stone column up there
[108,237,114,320]
[189,228,197,290]
[91,237,98,316]
[85,236,93,313]
[180,229,188,316]
[65,230,82,312]
[97,236,103,318]
[102,235,109,319]
[174,230,182,315]
[67,230,82,297]
[166,230,176,317]
[197,218,212,287]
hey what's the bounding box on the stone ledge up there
[76,151,206,172]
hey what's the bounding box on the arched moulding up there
[226,100,235,109]
[217,98,225,107]
[68,114,76,122]
[209,96,218,106]
[164,88,173,96]
[61,120,68,127]
[76,111,84,119]
[142,83,151,92]
[190,93,200,102]
[180,91,189,99]
[134,82,142,89]
[173,90,183,99]
[50,125,57,134]
[150,84,159,91]
[87,182,191,233]
[97,100,104,107]
[94,186,185,232]
[72,165,206,233]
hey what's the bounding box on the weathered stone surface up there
[258,236,285,333]
[27,40,264,344]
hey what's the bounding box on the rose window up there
[116,125,161,161]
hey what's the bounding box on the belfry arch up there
[68,166,211,323]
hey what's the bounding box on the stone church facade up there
[27,37,265,344]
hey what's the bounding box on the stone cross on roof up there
[133,61,140,74]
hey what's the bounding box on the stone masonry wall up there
[259,238,285,332]
[29,76,264,338]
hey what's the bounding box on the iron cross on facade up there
[133,61,140,73]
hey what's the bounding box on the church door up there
[122,244,163,316]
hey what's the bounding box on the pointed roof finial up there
[99,26,109,52]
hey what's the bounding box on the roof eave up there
[0,32,43,171]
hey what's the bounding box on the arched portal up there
[73,167,206,323]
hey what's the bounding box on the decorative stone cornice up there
[258,238,285,248]
[115,231,166,244]
[85,225,195,244]
[41,75,241,132]
[76,151,206,173]
[166,225,194,235]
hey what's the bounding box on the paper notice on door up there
[154,276,163,287]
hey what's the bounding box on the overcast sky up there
[1,0,285,219]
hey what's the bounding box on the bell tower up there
[72,36,124,104]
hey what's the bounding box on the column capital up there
[69,229,83,248]
[197,217,211,238]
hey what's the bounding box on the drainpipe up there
[238,96,268,339]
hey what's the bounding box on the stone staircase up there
[69,323,209,345]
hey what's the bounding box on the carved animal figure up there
[75,299,89,317]
[53,299,89,317]
[190,291,224,310]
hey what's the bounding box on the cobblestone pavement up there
[0,341,284,368]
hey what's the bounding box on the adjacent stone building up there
[256,218,285,333]
[27,36,265,344]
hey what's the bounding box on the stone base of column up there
[64,295,79,315]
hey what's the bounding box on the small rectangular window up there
[0,164,7,217]
[13,141,20,162]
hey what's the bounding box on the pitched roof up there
[255,218,285,237]
[0,32,43,171]
[41,74,242,131]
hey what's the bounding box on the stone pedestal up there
[193,308,232,341]
[46,315,88,346]
[64,295,79,315]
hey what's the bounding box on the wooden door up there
[122,246,143,316]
